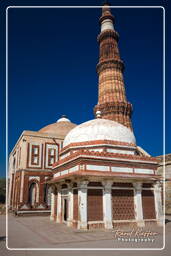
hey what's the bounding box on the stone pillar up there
[102,181,113,229]
[78,181,88,230]
[19,171,25,203]
[67,184,74,227]
[50,185,57,221]
[56,187,62,223]
[54,192,57,221]
[133,182,145,227]
[50,191,55,221]
[153,182,163,226]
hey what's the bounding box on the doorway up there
[63,198,68,222]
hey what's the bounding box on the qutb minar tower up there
[94,3,133,130]
[8,3,163,233]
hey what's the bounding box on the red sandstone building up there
[8,4,163,229]
[8,116,76,214]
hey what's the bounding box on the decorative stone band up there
[97,29,119,43]
[60,139,136,154]
[96,59,124,74]
[49,170,160,184]
[54,165,79,177]
[99,12,115,24]
[53,149,158,168]
[53,167,155,179]
[94,102,133,130]
[94,101,133,116]
[60,145,135,158]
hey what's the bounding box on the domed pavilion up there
[48,4,163,230]
[49,116,162,229]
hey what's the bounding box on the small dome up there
[63,119,136,147]
[57,115,71,123]
[39,116,76,138]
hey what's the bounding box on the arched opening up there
[44,184,52,208]
[61,184,68,189]
[73,183,77,188]
[29,182,38,207]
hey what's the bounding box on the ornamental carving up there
[112,189,135,220]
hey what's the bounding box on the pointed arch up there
[28,180,39,207]
[44,184,52,207]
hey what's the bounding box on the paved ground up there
[0,214,171,256]
[6,214,164,248]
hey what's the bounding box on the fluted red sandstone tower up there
[94,3,133,130]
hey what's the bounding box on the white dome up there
[63,119,136,147]
[57,116,71,123]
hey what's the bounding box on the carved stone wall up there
[112,189,135,220]
[142,190,155,219]
[87,189,103,221]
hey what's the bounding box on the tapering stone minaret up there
[94,3,133,130]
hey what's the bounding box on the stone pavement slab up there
[0,214,170,256]
[3,214,164,249]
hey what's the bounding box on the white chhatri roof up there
[57,117,71,123]
[63,119,136,147]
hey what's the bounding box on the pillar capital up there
[133,182,142,191]
[153,181,162,192]
[102,180,113,187]
[67,183,73,190]
[51,184,58,194]
[102,180,113,193]
[78,180,89,189]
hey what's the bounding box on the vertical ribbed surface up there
[94,4,133,130]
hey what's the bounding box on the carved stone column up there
[133,182,145,227]
[50,192,55,221]
[67,183,74,227]
[102,180,113,229]
[56,185,62,223]
[50,185,57,221]
[153,181,163,226]
[78,181,88,230]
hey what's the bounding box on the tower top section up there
[94,4,133,130]
[100,2,115,32]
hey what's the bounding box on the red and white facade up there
[8,117,76,215]
[49,4,163,230]
[8,4,163,229]
[49,119,163,229]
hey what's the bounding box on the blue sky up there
[0,0,170,177]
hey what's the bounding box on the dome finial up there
[96,110,102,118]
[100,1,114,32]
[61,114,67,118]
[102,1,111,13]
[57,115,71,123]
